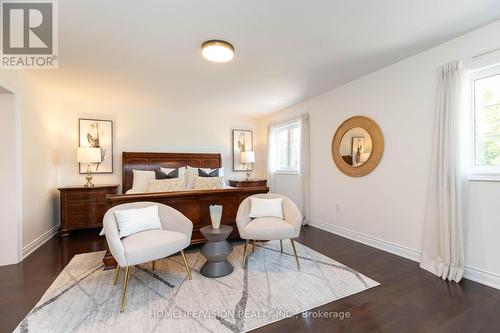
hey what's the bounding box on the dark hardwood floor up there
[1,226,500,333]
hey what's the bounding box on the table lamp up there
[77,147,102,187]
[240,151,255,180]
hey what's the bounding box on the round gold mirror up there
[331,116,384,177]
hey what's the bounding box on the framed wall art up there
[232,129,253,171]
[79,118,113,174]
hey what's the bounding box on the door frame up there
[0,79,22,264]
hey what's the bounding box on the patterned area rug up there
[15,240,379,333]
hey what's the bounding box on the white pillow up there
[148,177,186,192]
[249,197,284,219]
[193,176,225,189]
[186,166,198,189]
[131,170,155,193]
[114,205,162,238]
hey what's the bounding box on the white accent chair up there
[103,202,193,312]
[236,193,303,270]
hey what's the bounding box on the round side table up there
[200,225,234,278]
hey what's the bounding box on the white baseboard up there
[309,218,421,262]
[463,266,500,290]
[308,218,500,290]
[22,224,59,260]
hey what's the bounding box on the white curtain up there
[420,60,465,282]
[299,114,310,225]
[266,123,277,192]
[267,116,310,225]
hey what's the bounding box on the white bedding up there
[125,185,234,195]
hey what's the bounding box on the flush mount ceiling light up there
[201,40,234,62]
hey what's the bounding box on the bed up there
[102,152,269,269]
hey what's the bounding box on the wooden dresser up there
[228,179,267,188]
[58,185,119,236]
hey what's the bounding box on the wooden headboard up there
[122,152,222,194]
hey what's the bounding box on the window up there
[272,120,300,173]
[469,62,500,180]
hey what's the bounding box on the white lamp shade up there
[77,147,102,163]
[240,151,256,164]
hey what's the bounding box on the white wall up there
[272,173,301,208]
[0,91,20,265]
[0,72,61,259]
[260,19,500,288]
[55,96,266,190]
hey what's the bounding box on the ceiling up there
[29,0,500,115]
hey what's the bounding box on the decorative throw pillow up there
[198,168,219,177]
[198,167,225,177]
[131,170,156,193]
[186,166,223,188]
[114,205,162,238]
[249,197,284,219]
[156,167,186,179]
[193,176,225,190]
[148,177,186,193]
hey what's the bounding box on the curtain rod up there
[472,47,500,60]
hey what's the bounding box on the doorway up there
[0,86,21,265]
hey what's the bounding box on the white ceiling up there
[29,0,500,115]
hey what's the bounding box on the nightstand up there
[58,185,119,236]
[228,179,267,188]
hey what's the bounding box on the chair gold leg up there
[120,266,131,312]
[280,240,283,253]
[252,240,255,253]
[242,240,249,268]
[290,239,300,270]
[152,260,155,271]
[180,250,192,280]
[113,265,121,285]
